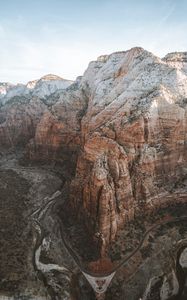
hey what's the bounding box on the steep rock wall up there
[0,48,186,245]
[67,48,187,244]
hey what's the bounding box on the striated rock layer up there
[0,47,187,246]
[67,47,187,245]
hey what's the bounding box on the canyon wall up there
[67,48,187,244]
[0,48,186,244]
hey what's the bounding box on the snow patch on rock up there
[0,74,73,105]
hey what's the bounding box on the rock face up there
[67,47,187,245]
[141,241,187,300]
[0,96,47,148]
[0,75,74,149]
[26,85,87,167]
[0,47,187,247]
[0,74,73,105]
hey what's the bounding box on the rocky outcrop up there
[142,272,179,300]
[0,96,47,148]
[0,74,73,105]
[141,240,187,300]
[27,86,88,169]
[163,52,187,74]
[70,133,134,244]
[0,75,74,149]
[0,47,187,246]
[67,47,187,244]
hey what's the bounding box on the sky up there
[0,0,187,83]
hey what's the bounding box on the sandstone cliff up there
[67,47,187,245]
[0,47,186,246]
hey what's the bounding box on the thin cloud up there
[158,2,176,26]
[0,0,187,83]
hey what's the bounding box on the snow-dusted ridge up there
[0,74,74,105]
[1,48,187,106]
[163,52,187,74]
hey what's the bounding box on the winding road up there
[31,195,187,295]
[57,215,187,277]
[57,215,187,294]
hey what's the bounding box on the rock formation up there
[0,74,73,104]
[66,47,187,245]
[0,47,187,246]
[0,47,187,300]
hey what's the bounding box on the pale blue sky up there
[0,0,186,83]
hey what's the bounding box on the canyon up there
[0,47,186,300]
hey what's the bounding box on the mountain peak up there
[0,74,73,103]
[97,47,145,62]
[39,74,64,81]
[163,51,187,63]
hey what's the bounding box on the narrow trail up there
[57,215,187,277]
[31,194,187,296]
